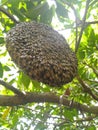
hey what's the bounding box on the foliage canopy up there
[0,0,98,129]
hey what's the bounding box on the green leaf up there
[87,125,96,130]
[0,62,3,78]
[88,28,95,46]
[35,122,47,130]
[12,114,19,127]
[31,80,40,89]
[56,1,69,20]
[40,3,54,24]
[1,0,8,5]
[0,37,4,44]
[11,8,25,21]
[3,65,11,71]
[18,72,30,89]
[78,50,85,59]
[8,0,20,7]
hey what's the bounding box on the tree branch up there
[75,0,90,53]
[0,92,98,115]
[76,75,98,101]
[0,79,25,96]
[86,20,98,25]
[0,6,19,24]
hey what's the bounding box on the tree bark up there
[0,92,98,115]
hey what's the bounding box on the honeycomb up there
[6,22,77,87]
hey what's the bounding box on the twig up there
[75,115,97,123]
[75,0,90,53]
[0,6,19,24]
[54,120,70,127]
[76,75,98,101]
[0,79,25,96]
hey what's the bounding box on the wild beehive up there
[6,21,77,87]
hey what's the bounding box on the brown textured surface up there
[6,22,77,87]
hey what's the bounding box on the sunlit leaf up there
[2,107,12,119]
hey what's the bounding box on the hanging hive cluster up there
[6,21,77,87]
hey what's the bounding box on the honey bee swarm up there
[6,22,77,87]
